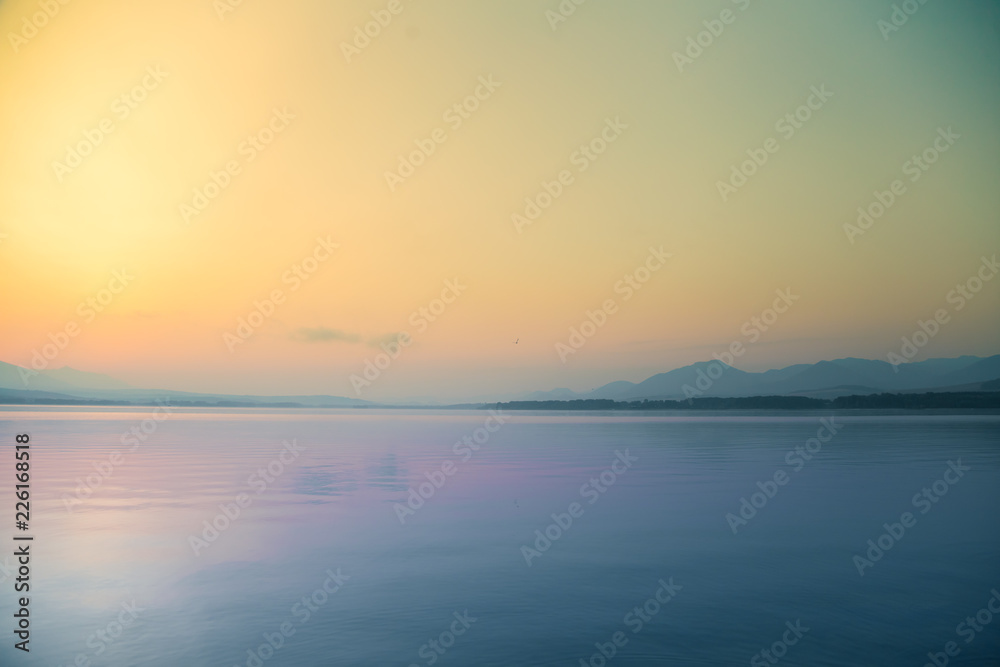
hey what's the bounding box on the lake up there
[1,408,998,666]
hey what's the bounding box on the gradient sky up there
[1,0,998,402]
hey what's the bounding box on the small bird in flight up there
[514,338,518,344]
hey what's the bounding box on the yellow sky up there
[1,0,998,401]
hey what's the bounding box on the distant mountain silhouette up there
[0,360,371,407]
[2,355,998,407]
[0,360,98,393]
[42,365,134,390]
[523,355,1000,402]
[496,391,1000,411]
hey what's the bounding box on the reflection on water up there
[1,408,998,666]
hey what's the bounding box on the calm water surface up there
[0,408,998,666]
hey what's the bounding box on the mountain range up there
[521,355,1000,402]
[0,361,370,407]
[1,355,998,407]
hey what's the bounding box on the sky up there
[1,0,998,402]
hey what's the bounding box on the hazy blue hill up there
[0,360,372,407]
[43,366,133,390]
[616,361,756,399]
[937,355,1000,386]
[755,363,814,383]
[904,355,983,375]
[587,380,637,399]
[520,387,585,401]
[761,359,901,395]
[563,355,1000,402]
[0,361,83,393]
[0,387,86,402]
[771,357,976,393]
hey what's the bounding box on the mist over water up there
[1,408,998,666]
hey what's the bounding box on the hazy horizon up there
[4,350,998,405]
